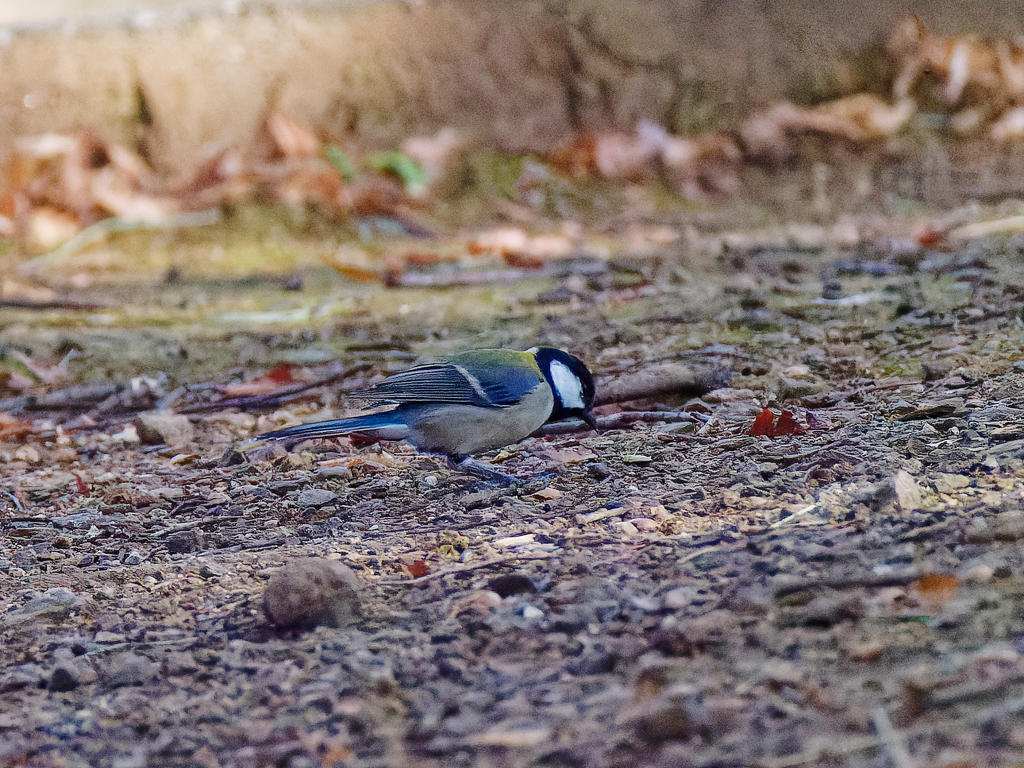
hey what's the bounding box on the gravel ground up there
[3,234,1024,767]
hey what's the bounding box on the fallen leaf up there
[404,559,430,578]
[749,408,776,436]
[772,410,807,436]
[915,573,960,604]
[530,487,563,501]
[266,113,321,160]
[538,446,598,464]
[894,470,924,511]
[622,454,653,464]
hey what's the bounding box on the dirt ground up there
[3,214,1024,768]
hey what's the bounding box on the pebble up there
[47,648,97,692]
[105,652,158,687]
[134,411,195,448]
[663,586,698,609]
[623,696,696,743]
[2,588,93,627]
[0,663,43,692]
[123,550,144,566]
[166,529,206,554]
[262,558,360,629]
[47,666,81,692]
[630,517,659,532]
[296,489,338,507]
[163,652,200,677]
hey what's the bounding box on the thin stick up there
[870,706,916,768]
[379,551,553,585]
[0,488,24,512]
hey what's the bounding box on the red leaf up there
[771,410,806,436]
[263,363,299,384]
[749,408,776,436]
[916,226,944,248]
[405,559,430,578]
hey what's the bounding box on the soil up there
[3,220,1024,768]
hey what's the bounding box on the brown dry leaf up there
[0,412,38,440]
[659,131,741,198]
[176,148,251,208]
[91,167,180,223]
[740,95,915,160]
[270,160,347,212]
[321,244,381,282]
[468,227,574,264]
[550,122,740,199]
[1,278,58,304]
[404,559,430,578]
[266,113,321,160]
[537,446,598,464]
[989,105,1024,140]
[914,573,960,605]
[529,487,563,501]
[25,206,79,249]
[592,128,663,180]
[14,444,42,463]
[888,14,1024,105]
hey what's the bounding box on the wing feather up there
[351,350,544,407]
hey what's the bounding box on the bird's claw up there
[449,456,519,486]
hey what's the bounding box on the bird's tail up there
[260,412,411,443]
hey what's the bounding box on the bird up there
[259,347,596,482]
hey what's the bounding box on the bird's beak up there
[581,410,599,430]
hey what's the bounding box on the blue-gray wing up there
[351,350,543,408]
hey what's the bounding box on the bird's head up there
[530,347,597,427]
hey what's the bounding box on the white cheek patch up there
[549,360,585,409]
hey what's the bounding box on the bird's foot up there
[448,456,519,486]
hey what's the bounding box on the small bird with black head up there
[260,346,596,482]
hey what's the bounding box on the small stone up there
[994,513,1024,542]
[315,465,353,479]
[0,663,43,692]
[134,411,195,448]
[163,652,200,677]
[48,665,81,692]
[263,558,360,629]
[521,604,544,621]
[893,397,966,421]
[820,279,843,300]
[893,471,924,512]
[963,564,995,583]
[702,388,758,404]
[487,574,537,598]
[623,696,696,743]
[105,652,158,687]
[297,489,338,507]
[932,473,970,494]
[3,587,93,626]
[166,529,206,554]
[630,517,659,532]
[663,586,697,609]
[123,550,143,566]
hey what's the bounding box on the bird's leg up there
[447,455,518,486]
